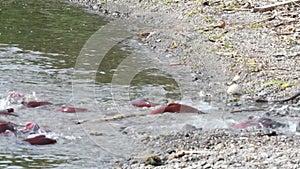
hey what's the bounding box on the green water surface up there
[0,0,107,65]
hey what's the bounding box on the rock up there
[144,154,163,166]
[232,75,240,82]
[182,124,198,131]
[198,91,211,102]
[296,121,300,132]
[227,84,242,95]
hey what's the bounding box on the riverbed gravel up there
[66,0,300,168]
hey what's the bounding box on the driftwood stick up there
[253,0,300,12]
[169,62,185,66]
[256,92,300,103]
[75,113,147,124]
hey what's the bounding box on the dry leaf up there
[170,44,177,49]
[139,32,150,38]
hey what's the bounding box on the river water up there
[2,0,296,168]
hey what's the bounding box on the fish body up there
[23,101,52,108]
[233,117,286,129]
[0,120,15,133]
[18,122,41,133]
[0,130,15,137]
[23,135,56,145]
[55,105,87,113]
[150,103,204,114]
[0,108,18,117]
[131,98,159,108]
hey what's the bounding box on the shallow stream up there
[0,0,298,168]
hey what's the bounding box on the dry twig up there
[169,62,185,66]
[230,108,265,113]
[253,0,300,12]
[171,150,211,158]
[256,92,300,103]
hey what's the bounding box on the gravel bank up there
[65,0,300,168]
[116,129,300,168]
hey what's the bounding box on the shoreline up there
[65,1,300,168]
[67,0,299,102]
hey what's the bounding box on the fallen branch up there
[253,0,300,12]
[256,92,300,103]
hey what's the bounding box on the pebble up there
[232,75,240,82]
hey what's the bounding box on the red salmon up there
[23,135,56,145]
[150,103,205,114]
[23,101,53,108]
[131,98,159,108]
[0,120,15,133]
[55,105,87,113]
[0,108,18,117]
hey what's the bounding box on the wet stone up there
[296,122,300,132]
[144,155,163,166]
[182,124,198,131]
